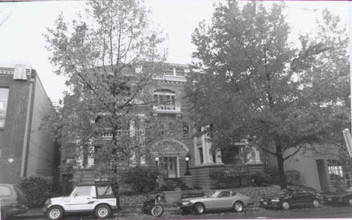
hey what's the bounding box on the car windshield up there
[278,189,292,196]
[211,191,221,198]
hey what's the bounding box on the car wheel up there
[232,201,244,212]
[347,198,352,206]
[47,206,64,220]
[282,201,290,210]
[151,205,164,217]
[313,199,320,208]
[194,203,205,215]
[94,204,111,219]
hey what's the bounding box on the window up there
[73,186,91,197]
[0,88,9,128]
[183,122,189,137]
[96,186,113,198]
[198,147,204,164]
[0,186,12,197]
[154,90,176,107]
[328,160,344,178]
[218,191,231,198]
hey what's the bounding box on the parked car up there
[177,189,251,215]
[43,184,118,220]
[260,188,321,210]
[0,183,28,220]
[322,187,352,206]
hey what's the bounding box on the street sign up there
[7,154,14,164]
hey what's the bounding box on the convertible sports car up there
[177,190,251,215]
[322,188,352,206]
[260,188,321,210]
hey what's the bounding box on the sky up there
[0,0,350,104]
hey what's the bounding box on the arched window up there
[154,89,176,107]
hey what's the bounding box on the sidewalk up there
[16,208,44,218]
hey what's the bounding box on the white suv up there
[43,185,118,220]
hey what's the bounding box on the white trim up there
[176,155,180,177]
[20,78,34,177]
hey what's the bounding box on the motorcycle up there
[141,193,164,217]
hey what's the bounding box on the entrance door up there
[160,157,178,178]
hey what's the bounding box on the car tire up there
[47,206,64,220]
[282,201,290,210]
[312,199,320,208]
[232,201,244,212]
[194,203,205,215]
[151,205,164,217]
[94,204,111,219]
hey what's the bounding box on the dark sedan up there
[260,189,321,210]
[322,188,352,206]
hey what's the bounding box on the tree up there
[44,0,166,176]
[185,1,349,189]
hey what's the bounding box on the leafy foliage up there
[160,179,188,191]
[186,1,349,188]
[19,177,52,208]
[44,0,167,173]
[285,170,300,185]
[122,166,158,194]
[210,171,247,189]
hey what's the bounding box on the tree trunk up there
[276,143,287,189]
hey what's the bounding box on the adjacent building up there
[285,144,352,192]
[0,64,59,184]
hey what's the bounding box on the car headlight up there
[44,199,51,207]
[182,201,192,206]
[271,198,280,202]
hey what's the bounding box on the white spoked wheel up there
[282,201,290,210]
[233,201,244,212]
[47,206,64,220]
[313,199,320,208]
[151,205,164,217]
[194,203,205,215]
[95,204,111,219]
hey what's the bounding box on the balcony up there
[99,130,144,140]
[153,103,181,114]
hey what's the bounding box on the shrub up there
[264,167,280,184]
[285,170,300,185]
[159,179,188,191]
[250,172,269,186]
[210,171,244,189]
[122,166,158,194]
[19,176,53,208]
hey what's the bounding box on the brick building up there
[0,64,59,184]
[62,63,263,190]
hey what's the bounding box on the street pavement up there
[9,205,352,219]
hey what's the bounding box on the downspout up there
[20,75,34,177]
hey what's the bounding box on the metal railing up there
[153,103,181,113]
[224,164,249,176]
